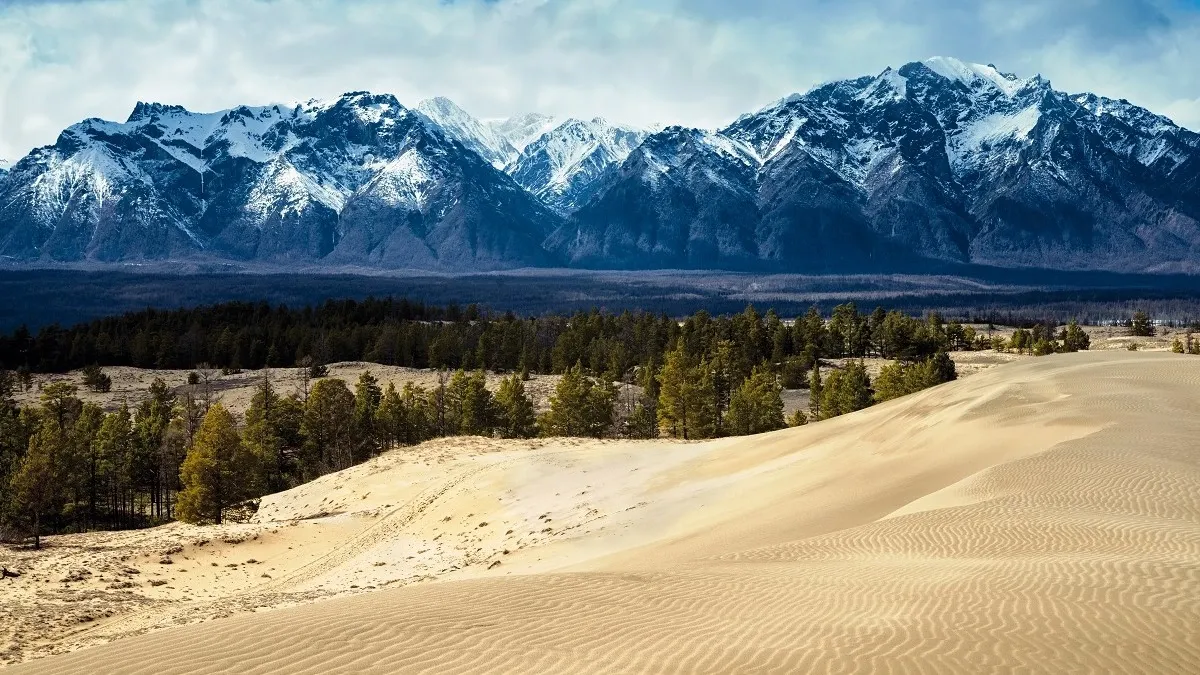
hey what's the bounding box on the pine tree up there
[542,364,614,438]
[808,364,823,419]
[873,361,909,403]
[656,344,717,440]
[0,370,25,517]
[818,362,873,420]
[402,383,434,444]
[176,404,254,525]
[40,382,81,432]
[495,374,537,439]
[1009,329,1031,354]
[1059,319,1090,352]
[6,422,66,548]
[134,378,175,521]
[922,351,957,385]
[874,352,956,404]
[1130,311,1154,337]
[445,370,495,436]
[94,404,134,528]
[725,368,785,436]
[461,371,497,437]
[70,402,104,529]
[376,382,407,450]
[302,378,356,475]
[626,362,660,439]
[244,371,285,493]
[81,364,112,393]
[352,371,383,460]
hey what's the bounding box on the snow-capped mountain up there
[0,92,562,268]
[414,97,520,170]
[551,57,1200,273]
[488,113,560,154]
[4,58,1200,274]
[544,126,763,269]
[509,118,648,213]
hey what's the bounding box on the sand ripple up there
[9,352,1200,674]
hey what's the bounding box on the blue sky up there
[1,0,1199,159]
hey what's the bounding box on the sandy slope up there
[7,351,1200,673]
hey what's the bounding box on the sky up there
[2,0,1200,159]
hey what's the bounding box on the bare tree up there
[297,356,313,402]
[196,362,221,411]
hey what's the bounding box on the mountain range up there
[2,56,1198,274]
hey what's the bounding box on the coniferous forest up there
[0,299,1097,545]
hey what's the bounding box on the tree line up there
[2,299,982,376]
[1,300,1104,544]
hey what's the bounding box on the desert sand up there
[4,350,1200,673]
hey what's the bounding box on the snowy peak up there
[488,113,559,153]
[415,96,517,169]
[1072,93,1180,136]
[509,117,649,212]
[626,126,756,180]
[127,101,191,123]
[918,56,1028,97]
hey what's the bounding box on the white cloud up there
[1,0,1199,160]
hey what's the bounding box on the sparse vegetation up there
[1130,311,1154,337]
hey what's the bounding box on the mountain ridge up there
[3,56,1199,274]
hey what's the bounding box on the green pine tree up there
[725,368,785,436]
[495,374,537,439]
[176,404,255,525]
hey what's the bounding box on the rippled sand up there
[9,351,1200,674]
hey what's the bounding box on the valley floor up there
[4,351,1200,673]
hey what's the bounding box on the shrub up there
[786,410,808,427]
[81,364,112,393]
[1032,339,1056,356]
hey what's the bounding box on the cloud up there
[1,0,1199,159]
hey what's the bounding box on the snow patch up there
[698,132,760,166]
[858,69,908,104]
[764,118,805,162]
[244,159,347,222]
[488,113,560,153]
[949,105,1041,165]
[923,56,1025,97]
[417,97,517,168]
[360,147,439,209]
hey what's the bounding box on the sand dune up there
[7,351,1200,673]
